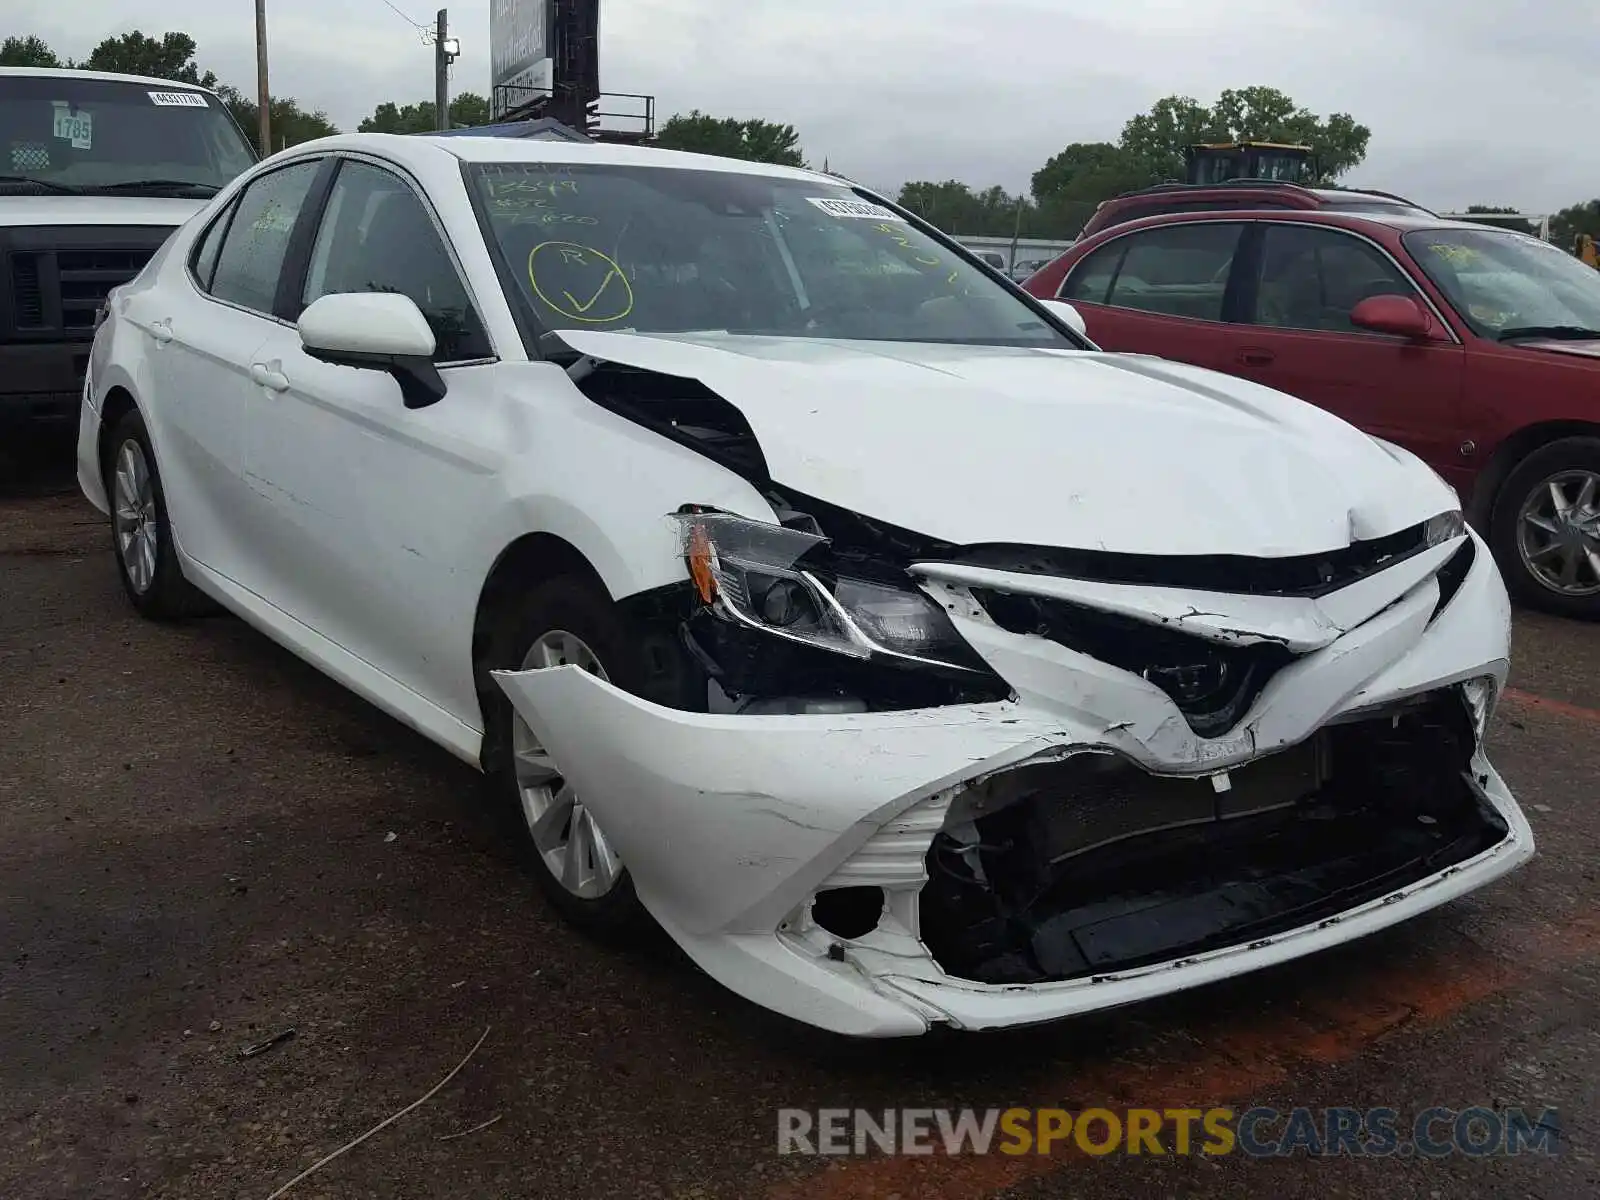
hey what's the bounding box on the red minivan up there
[1024,209,1600,619]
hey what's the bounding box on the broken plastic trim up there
[919,690,1507,985]
[951,520,1439,598]
[673,509,991,675]
[974,588,1295,738]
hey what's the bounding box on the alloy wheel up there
[1516,469,1600,597]
[112,439,159,595]
[509,630,623,899]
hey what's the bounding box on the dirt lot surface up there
[3,457,1597,1199]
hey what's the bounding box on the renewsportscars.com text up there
[777,1106,1561,1158]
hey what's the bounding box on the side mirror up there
[1349,293,1433,340]
[298,292,447,409]
[1039,298,1090,338]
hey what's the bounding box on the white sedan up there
[78,132,1532,1036]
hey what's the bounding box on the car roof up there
[1083,206,1514,242]
[283,131,846,187]
[1105,181,1427,212]
[0,66,215,92]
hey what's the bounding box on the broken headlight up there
[1425,509,1467,547]
[674,510,984,672]
[1460,674,1500,743]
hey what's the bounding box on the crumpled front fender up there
[490,665,1066,937]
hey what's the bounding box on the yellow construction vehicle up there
[1184,141,1317,186]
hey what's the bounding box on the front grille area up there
[10,253,43,327]
[3,233,165,340]
[975,589,1293,737]
[56,248,153,329]
[920,691,1504,985]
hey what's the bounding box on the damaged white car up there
[78,133,1533,1036]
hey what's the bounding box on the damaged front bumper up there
[492,530,1534,1037]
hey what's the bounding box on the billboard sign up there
[491,0,555,109]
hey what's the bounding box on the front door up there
[1227,221,1466,476]
[240,156,500,702]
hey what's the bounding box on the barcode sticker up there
[148,90,209,108]
[805,197,904,221]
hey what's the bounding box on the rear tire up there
[1488,436,1600,621]
[479,574,648,933]
[104,409,215,620]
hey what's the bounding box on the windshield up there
[1403,226,1600,338]
[467,162,1074,347]
[1,75,256,195]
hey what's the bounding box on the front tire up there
[105,409,213,620]
[481,575,647,933]
[1489,436,1600,621]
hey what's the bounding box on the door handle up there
[1237,347,1275,366]
[249,361,290,392]
[149,319,173,345]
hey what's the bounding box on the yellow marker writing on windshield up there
[527,241,634,324]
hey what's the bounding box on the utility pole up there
[434,9,450,132]
[255,0,272,154]
[1007,194,1025,274]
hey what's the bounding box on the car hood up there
[0,196,205,228]
[557,331,1456,557]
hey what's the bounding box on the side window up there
[302,159,492,362]
[1253,224,1419,333]
[209,160,323,315]
[188,198,235,292]
[1060,241,1126,304]
[1089,223,1243,322]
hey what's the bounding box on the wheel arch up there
[1469,419,1600,530]
[469,531,614,771]
[97,385,140,479]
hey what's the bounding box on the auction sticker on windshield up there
[148,91,209,108]
[51,104,92,150]
[807,197,905,221]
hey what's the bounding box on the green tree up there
[1027,87,1372,234]
[655,110,804,166]
[216,86,338,155]
[1117,95,1222,183]
[1206,87,1369,180]
[0,35,62,67]
[1028,141,1154,236]
[358,92,492,134]
[83,30,216,87]
[896,181,1031,237]
[1551,200,1600,250]
[1462,205,1537,237]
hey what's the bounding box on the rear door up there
[1225,221,1466,471]
[1057,220,1249,377]
[146,157,327,580]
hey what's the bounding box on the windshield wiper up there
[0,175,80,194]
[1496,325,1600,342]
[94,179,220,196]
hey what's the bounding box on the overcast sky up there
[13,0,1596,212]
